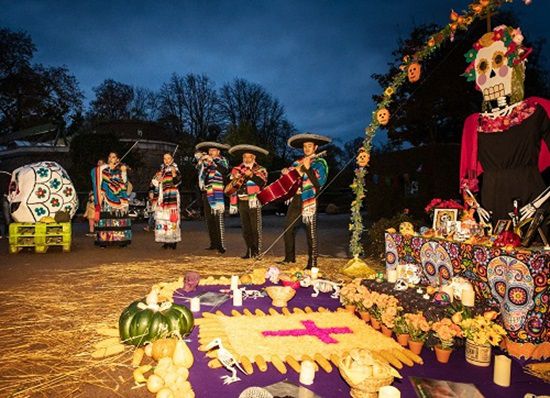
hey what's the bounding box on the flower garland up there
[348,0,530,257]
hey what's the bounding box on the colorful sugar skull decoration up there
[487,256,534,332]
[356,148,370,168]
[407,62,422,83]
[376,108,390,126]
[420,241,453,286]
[399,222,415,236]
[8,161,78,223]
[463,25,531,110]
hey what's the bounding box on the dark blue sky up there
[1,0,548,147]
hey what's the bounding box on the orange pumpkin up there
[152,338,178,361]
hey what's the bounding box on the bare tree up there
[157,73,220,141]
[89,79,134,121]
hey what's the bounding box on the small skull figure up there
[399,222,414,236]
[487,256,534,332]
[376,108,390,126]
[356,148,370,168]
[407,62,422,83]
[183,271,201,292]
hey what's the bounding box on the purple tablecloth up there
[174,284,549,398]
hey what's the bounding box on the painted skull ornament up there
[376,108,390,126]
[356,149,370,168]
[420,241,453,286]
[399,222,415,236]
[407,62,422,83]
[8,161,78,223]
[183,271,201,292]
[487,256,534,332]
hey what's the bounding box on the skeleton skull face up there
[420,241,453,286]
[183,271,200,292]
[8,161,78,223]
[487,256,534,332]
[407,62,422,83]
[356,149,370,168]
[376,108,390,126]
[475,39,511,101]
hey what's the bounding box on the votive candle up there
[461,288,475,307]
[387,269,398,283]
[190,297,200,312]
[378,385,401,398]
[299,360,315,385]
[493,355,511,387]
[230,275,239,290]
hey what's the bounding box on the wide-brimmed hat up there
[228,144,269,158]
[287,133,331,149]
[195,141,230,151]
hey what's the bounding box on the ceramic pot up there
[381,325,393,337]
[465,339,491,367]
[408,339,424,355]
[396,333,409,346]
[370,318,381,330]
[435,345,453,363]
[359,311,370,322]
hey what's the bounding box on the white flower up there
[512,28,524,45]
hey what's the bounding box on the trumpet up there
[194,151,212,163]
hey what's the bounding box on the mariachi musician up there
[195,141,231,254]
[227,144,269,259]
[278,133,330,269]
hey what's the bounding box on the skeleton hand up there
[464,188,491,223]
[519,186,550,221]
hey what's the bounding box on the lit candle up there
[378,385,401,398]
[190,297,200,312]
[299,360,315,385]
[232,288,243,307]
[493,355,511,387]
[387,269,398,283]
[461,288,475,307]
[230,275,239,291]
[310,267,319,279]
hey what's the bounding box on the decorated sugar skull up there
[8,161,78,223]
[265,266,280,284]
[463,25,531,109]
[487,256,534,332]
[376,108,390,126]
[407,62,422,83]
[183,271,201,292]
[399,222,415,236]
[420,241,453,286]
[356,148,370,168]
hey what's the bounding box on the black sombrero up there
[287,133,331,149]
[195,141,230,151]
[228,144,269,158]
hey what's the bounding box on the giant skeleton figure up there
[460,25,550,225]
[7,161,78,222]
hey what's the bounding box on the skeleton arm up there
[519,186,550,221]
[464,188,491,223]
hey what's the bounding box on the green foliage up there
[363,213,422,260]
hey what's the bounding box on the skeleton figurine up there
[299,276,341,298]
[204,338,247,384]
[519,186,550,221]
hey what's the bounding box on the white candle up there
[299,360,315,385]
[190,297,200,313]
[493,355,511,387]
[230,275,239,291]
[461,288,475,307]
[396,264,404,279]
[378,385,401,398]
[441,285,454,303]
[310,267,319,280]
[232,288,243,307]
[387,269,398,283]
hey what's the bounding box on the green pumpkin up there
[118,300,194,346]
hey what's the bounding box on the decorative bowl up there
[265,286,296,307]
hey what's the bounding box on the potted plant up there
[404,312,431,355]
[340,278,363,313]
[393,315,409,346]
[380,297,400,337]
[460,312,506,367]
[431,318,463,363]
[368,291,383,329]
[357,286,375,322]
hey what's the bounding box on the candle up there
[232,288,243,307]
[378,385,401,398]
[441,285,454,302]
[396,264,405,279]
[310,267,319,279]
[387,269,398,283]
[493,355,511,387]
[230,275,239,291]
[461,288,475,307]
[190,297,200,313]
[299,360,315,385]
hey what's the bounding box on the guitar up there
[224,164,262,196]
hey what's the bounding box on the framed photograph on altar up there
[433,209,458,234]
[494,219,511,236]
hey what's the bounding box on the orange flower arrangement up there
[404,313,431,342]
[431,318,463,349]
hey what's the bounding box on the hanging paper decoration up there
[407,62,422,83]
[376,108,390,126]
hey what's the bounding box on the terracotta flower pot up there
[381,325,393,337]
[435,345,453,364]
[370,318,381,330]
[344,305,356,313]
[359,311,370,322]
[396,333,409,346]
[408,339,424,355]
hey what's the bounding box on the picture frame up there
[494,219,511,236]
[432,208,458,233]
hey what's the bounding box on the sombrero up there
[195,141,230,151]
[228,144,269,158]
[287,133,331,149]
